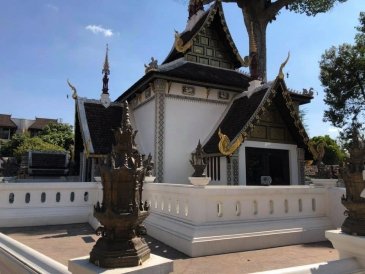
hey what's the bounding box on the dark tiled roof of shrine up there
[203,79,311,155]
[163,9,211,64]
[0,114,17,128]
[29,118,57,130]
[203,87,268,154]
[116,60,251,102]
[163,1,243,68]
[161,61,250,89]
[83,102,123,155]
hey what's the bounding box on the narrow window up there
[56,192,61,202]
[25,193,30,204]
[9,193,14,204]
[84,192,89,202]
[70,192,75,202]
[41,192,46,203]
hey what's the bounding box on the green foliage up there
[288,0,348,16]
[310,135,346,165]
[320,13,365,136]
[38,123,74,151]
[13,137,64,160]
[0,123,73,160]
[0,134,29,157]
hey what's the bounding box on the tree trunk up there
[240,2,269,82]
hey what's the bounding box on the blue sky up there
[0,0,363,139]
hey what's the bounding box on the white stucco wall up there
[164,96,227,184]
[131,99,155,157]
[239,140,299,185]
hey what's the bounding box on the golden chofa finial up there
[278,52,290,80]
[67,79,78,100]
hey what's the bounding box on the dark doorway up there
[245,147,290,185]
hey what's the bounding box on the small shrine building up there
[74,0,313,184]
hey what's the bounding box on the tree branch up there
[265,0,296,20]
[355,72,365,99]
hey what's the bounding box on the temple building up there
[74,0,313,184]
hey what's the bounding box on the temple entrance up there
[245,147,290,185]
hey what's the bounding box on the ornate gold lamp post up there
[341,128,365,235]
[89,101,151,268]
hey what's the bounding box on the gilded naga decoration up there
[218,128,245,156]
[174,30,193,53]
[89,101,151,268]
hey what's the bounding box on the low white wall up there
[0,232,70,273]
[143,184,346,257]
[0,182,102,228]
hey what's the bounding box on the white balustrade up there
[143,184,335,225]
[143,184,347,257]
[0,182,102,228]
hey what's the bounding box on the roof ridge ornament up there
[218,128,246,156]
[67,79,78,100]
[144,57,158,74]
[101,44,111,108]
[278,51,290,80]
[174,30,193,53]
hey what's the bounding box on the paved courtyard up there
[1,223,340,274]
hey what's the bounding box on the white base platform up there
[68,254,173,274]
[326,230,365,268]
[251,258,362,274]
[145,213,333,257]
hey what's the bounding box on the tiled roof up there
[0,114,17,128]
[203,79,311,155]
[29,118,57,130]
[161,61,250,89]
[83,102,123,155]
[116,60,251,102]
[203,87,268,154]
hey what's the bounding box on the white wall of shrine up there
[131,98,156,157]
[164,93,228,183]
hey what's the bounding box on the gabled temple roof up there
[29,118,57,130]
[163,1,244,69]
[0,114,17,128]
[116,59,251,102]
[75,98,123,155]
[203,78,311,156]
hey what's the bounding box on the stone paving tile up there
[1,223,340,274]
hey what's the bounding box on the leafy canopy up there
[310,135,346,165]
[38,123,74,151]
[320,12,365,134]
[0,123,73,160]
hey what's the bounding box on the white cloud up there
[85,25,114,37]
[328,127,340,133]
[46,4,59,12]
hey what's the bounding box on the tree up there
[0,133,64,161]
[310,135,346,165]
[194,0,348,81]
[320,12,365,138]
[38,123,74,151]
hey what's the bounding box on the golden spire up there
[249,21,257,54]
[102,44,110,76]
